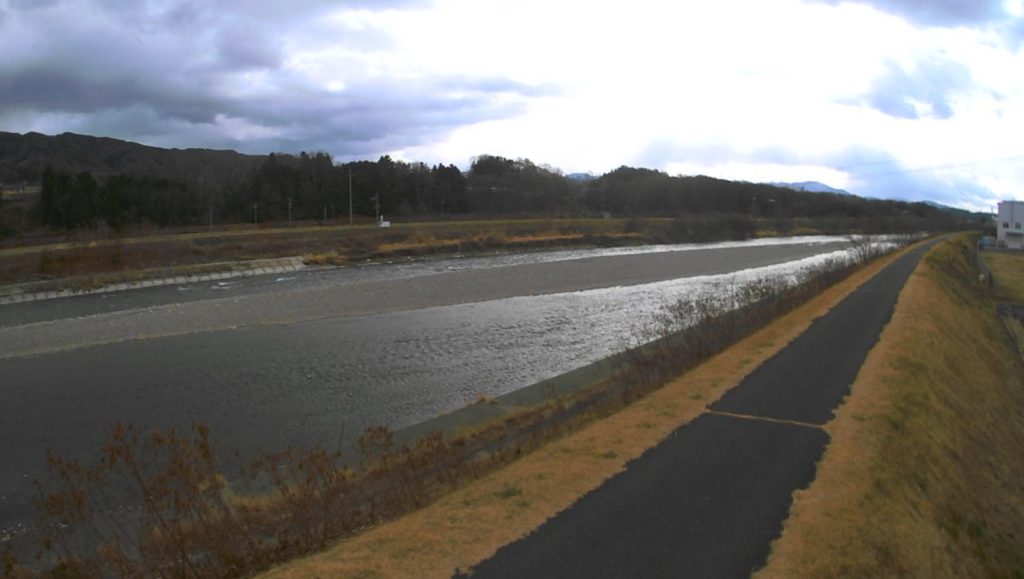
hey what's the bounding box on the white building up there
[997,201,1024,249]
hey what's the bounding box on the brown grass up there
[983,251,1024,302]
[758,235,1024,578]
[259,242,915,578]
[0,215,876,288]
[0,219,660,286]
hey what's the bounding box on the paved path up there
[461,241,936,578]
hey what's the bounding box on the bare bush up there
[12,419,475,578]
[615,235,916,398]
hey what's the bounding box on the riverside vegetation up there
[1,236,913,578]
[1,131,973,236]
[0,212,948,291]
[1,132,980,287]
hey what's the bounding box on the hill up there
[768,181,850,195]
[0,133,972,235]
[922,200,991,221]
[0,131,265,188]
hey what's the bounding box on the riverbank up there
[0,236,863,570]
[257,239,925,578]
[0,218,653,289]
[0,216,835,290]
[4,237,911,576]
[758,235,1024,577]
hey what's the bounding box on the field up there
[983,250,1024,302]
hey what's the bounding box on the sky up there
[0,0,1022,210]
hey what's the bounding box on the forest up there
[20,151,972,234]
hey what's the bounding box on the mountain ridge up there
[0,131,266,187]
[767,181,851,195]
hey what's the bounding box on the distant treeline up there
[30,152,973,232]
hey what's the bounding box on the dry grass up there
[0,214,871,287]
[302,251,348,267]
[983,251,1024,302]
[0,219,658,286]
[259,242,914,579]
[758,235,1024,578]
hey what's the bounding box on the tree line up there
[31,152,970,231]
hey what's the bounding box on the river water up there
[0,236,855,544]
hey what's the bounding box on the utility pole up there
[253,202,259,227]
[199,175,212,232]
[348,167,353,227]
[375,192,380,225]
[287,197,293,227]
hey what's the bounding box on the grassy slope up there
[258,241,917,578]
[759,235,1024,578]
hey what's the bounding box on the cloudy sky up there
[1,0,1022,210]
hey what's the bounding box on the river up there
[0,236,853,544]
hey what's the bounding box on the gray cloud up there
[857,166,994,209]
[858,57,973,120]
[633,141,995,209]
[634,141,805,175]
[810,0,1009,27]
[824,147,997,209]
[216,26,286,71]
[0,0,541,159]
[809,0,1024,48]
[0,68,537,156]
[8,0,62,10]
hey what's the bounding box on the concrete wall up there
[997,201,1024,248]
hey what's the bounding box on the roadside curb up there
[0,256,306,306]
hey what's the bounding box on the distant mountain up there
[567,172,595,182]
[768,181,850,195]
[0,131,265,187]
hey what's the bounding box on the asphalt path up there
[462,240,937,578]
